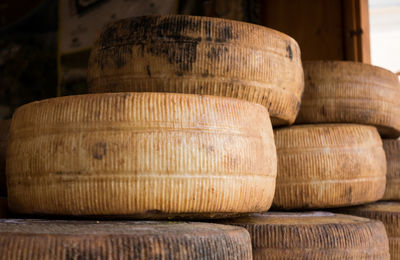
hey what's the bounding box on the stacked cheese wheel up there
[273,61,400,210]
[223,212,390,259]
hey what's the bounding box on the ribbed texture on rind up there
[0,120,9,196]
[0,220,252,260]
[297,61,400,137]
[383,139,400,200]
[7,92,276,216]
[225,212,390,260]
[87,15,304,126]
[273,124,386,209]
[337,201,400,260]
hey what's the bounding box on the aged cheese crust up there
[7,92,276,216]
[0,220,252,260]
[297,61,400,137]
[223,212,390,260]
[0,120,9,196]
[87,15,304,126]
[273,124,386,209]
[382,139,400,200]
[337,202,400,260]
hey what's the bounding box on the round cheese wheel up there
[0,120,9,196]
[296,61,400,138]
[382,139,400,200]
[337,202,400,260]
[273,124,386,209]
[7,92,276,217]
[87,15,304,126]
[223,212,390,259]
[0,220,252,259]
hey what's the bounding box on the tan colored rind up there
[7,92,276,216]
[336,202,400,260]
[273,124,386,209]
[297,61,400,137]
[0,220,252,260]
[223,212,390,260]
[382,139,400,200]
[0,120,9,196]
[87,15,304,126]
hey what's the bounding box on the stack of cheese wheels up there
[6,92,277,217]
[0,220,252,259]
[87,15,304,126]
[337,202,400,259]
[382,139,400,200]
[223,212,390,259]
[273,124,386,209]
[296,61,400,138]
[0,120,9,196]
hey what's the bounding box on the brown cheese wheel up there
[87,15,304,126]
[336,202,400,260]
[0,220,252,260]
[382,139,400,200]
[273,124,386,209]
[7,92,276,217]
[296,61,400,137]
[0,120,9,196]
[223,212,390,259]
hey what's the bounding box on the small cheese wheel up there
[0,120,9,196]
[0,220,252,260]
[337,202,400,260]
[223,212,390,260]
[273,124,386,209]
[87,15,304,126]
[7,92,276,217]
[297,61,400,137]
[382,139,400,200]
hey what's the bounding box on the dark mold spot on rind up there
[286,44,293,61]
[92,142,107,160]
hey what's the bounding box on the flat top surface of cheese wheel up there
[298,60,400,137]
[88,15,304,126]
[343,201,400,213]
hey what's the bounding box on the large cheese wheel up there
[7,92,276,217]
[0,220,252,260]
[382,139,400,200]
[87,15,304,126]
[223,212,390,259]
[273,124,386,209]
[296,61,400,137]
[0,120,9,196]
[337,202,400,260]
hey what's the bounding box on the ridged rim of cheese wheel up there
[7,92,276,216]
[297,60,400,137]
[382,139,400,200]
[0,219,252,259]
[87,15,304,126]
[336,201,400,259]
[223,212,390,259]
[273,124,386,209]
[0,120,9,196]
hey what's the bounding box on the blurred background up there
[0,0,398,119]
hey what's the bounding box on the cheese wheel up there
[0,120,9,196]
[273,124,386,209]
[0,220,252,260]
[382,139,400,200]
[296,61,400,137]
[7,92,276,217]
[223,212,390,259]
[87,15,304,126]
[337,202,400,260]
